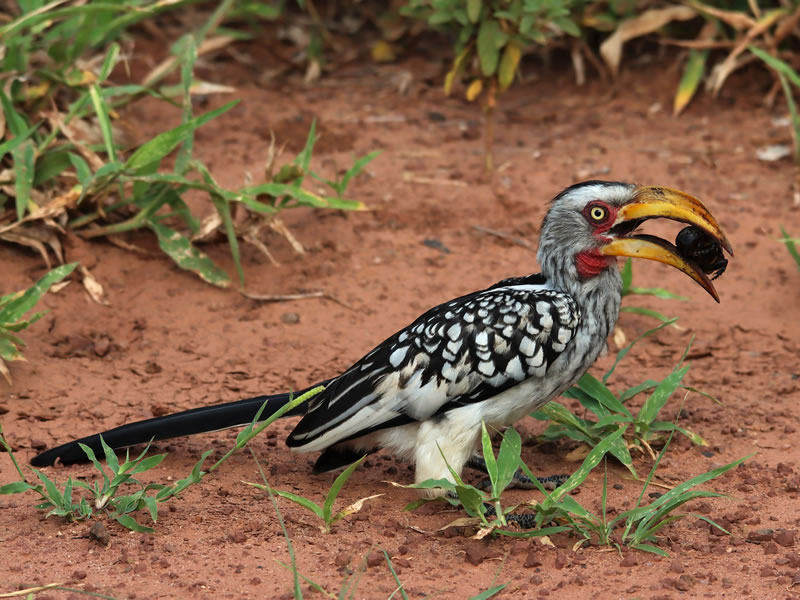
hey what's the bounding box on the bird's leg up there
[467,455,569,491]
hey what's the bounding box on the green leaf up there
[477,19,507,77]
[69,152,92,187]
[480,421,499,495]
[620,258,633,294]
[0,263,78,325]
[115,513,154,533]
[12,139,35,220]
[467,0,482,23]
[148,221,231,288]
[89,84,116,161]
[323,454,367,525]
[496,426,522,495]
[175,34,198,176]
[637,365,689,425]
[273,488,324,519]
[619,306,675,323]
[125,101,238,173]
[0,481,32,494]
[674,50,707,116]
[576,372,631,417]
[211,195,244,287]
[469,584,507,600]
[781,227,800,270]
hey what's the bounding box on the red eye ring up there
[583,201,614,227]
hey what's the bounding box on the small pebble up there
[281,312,300,325]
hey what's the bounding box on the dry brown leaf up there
[439,516,481,531]
[690,1,755,30]
[613,327,627,350]
[537,535,555,547]
[143,35,235,88]
[600,6,698,75]
[0,359,12,385]
[50,280,72,294]
[0,229,53,267]
[472,525,498,540]
[191,212,223,242]
[338,493,383,519]
[270,217,305,254]
[80,265,109,306]
[565,444,591,462]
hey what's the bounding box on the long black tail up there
[30,387,320,467]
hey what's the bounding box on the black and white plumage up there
[31,181,732,494]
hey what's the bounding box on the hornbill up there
[31,181,732,494]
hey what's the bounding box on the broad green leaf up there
[115,514,154,533]
[477,19,508,77]
[0,481,32,494]
[480,421,499,495]
[466,0,481,23]
[497,40,521,90]
[125,101,238,173]
[576,372,631,417]
[0,337,24,361]
[637,365,689,425]
[674,50,707,116]
[148,221,231,288]
[496,426,522,495]
[469,584,507,600]
[0,263,78,324]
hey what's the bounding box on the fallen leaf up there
[600,6,698,75]
[756,144,792,161]
[80,265,110,306]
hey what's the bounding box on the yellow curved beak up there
[600,186,733,303]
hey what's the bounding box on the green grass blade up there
[211,194,244,286]
[322,455,368,525]
[619,306,675,323]
[383,551,409,600]
[89,84,116,161]
[271,488,324,519]
[496,426,522,494]
[125,101,238,173]
[620,258,633,294]
[175,34,198,176]
[469,584,507,600]
[627,287,688,301]
[637,365,689,425]
[0,263,77,324]
[480,421,499,496]
[576,372,631,417]
[674,49,707,116]
[148,221,231,288]
[12,139,35,220]
[780,227,800,269]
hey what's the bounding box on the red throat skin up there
[576,249,614,279]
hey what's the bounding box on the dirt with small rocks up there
[2,34,800,600]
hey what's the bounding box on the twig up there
[471,225,533,250]
[0,583,62,598]
[240,290,354,310]
[402,174,468,187]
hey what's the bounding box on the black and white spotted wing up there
[286,274,580,452]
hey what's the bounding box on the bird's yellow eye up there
[589,205,607,221]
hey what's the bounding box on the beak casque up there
[600,186,733,303]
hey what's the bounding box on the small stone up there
[777,463,794,475]
[334,551,351,567]
[747,529,774,543]
[669,558,684,573]
[29,438,47,450]
[759,566,776,577]
[71,570,87,581]
[89,521,110,546]
[554,551,568,569]
[775,530,795,547]
[763,542,779,555]
[524,549,542,568]
[227,531,247,544]
[93,336,111,357]
[619,554,637,567]
[281,312,300,325]
[465,541,490,566]
[675,574,694,591]
[366,551,383,568]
